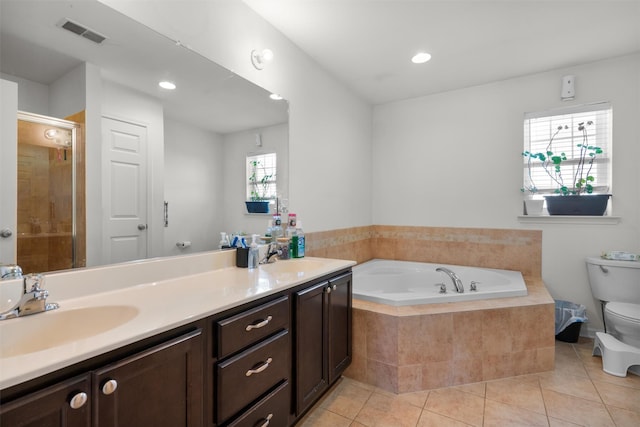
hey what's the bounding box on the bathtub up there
[352,259,527,306]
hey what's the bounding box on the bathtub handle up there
[470,281,480,291]
[435,283,447,294]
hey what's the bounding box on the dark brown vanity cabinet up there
[0,329,203,427]
[213,296,291,426]
[0,374,92,427]
[294,272,352,416]
[93,329,203,427]
[1,268,353,427]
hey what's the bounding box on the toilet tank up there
[585,257,640,304]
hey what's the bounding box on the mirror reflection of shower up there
[16,111,85,273]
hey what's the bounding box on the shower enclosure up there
[16,111,85,273]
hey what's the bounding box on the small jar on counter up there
[277,238,290,260]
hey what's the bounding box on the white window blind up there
[246,152,277,200]
[523,103,612,195]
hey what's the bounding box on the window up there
[523,103,612,195]
[246,152,277,200]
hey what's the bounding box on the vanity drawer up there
[226,381,290,427]
[216,295,289,358]
[216,330,290,424]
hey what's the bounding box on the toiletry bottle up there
[287,213,297,236]
[272,215,283,239]
[294,221,305,258]
[219,232,231,249]
[248,234,259,269]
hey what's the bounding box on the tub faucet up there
[436,267,464,293]
[0,274,59,320]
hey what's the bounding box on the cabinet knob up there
[69,392,88,409]
[332,284,337,290]
[259,413,274,427]
[102,379,118,395]
[246,315,273,331]
[245,357,273,376]
[326,286,331,294]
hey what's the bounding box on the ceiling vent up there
[60,19,106,44]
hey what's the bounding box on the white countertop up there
[0,254,355,390]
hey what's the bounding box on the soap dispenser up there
[248,234,260,269]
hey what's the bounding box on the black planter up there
[245,201,270,214]
[544,194,611,216]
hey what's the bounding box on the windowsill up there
[517,215,621,225]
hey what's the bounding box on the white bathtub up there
[352,259,527,306]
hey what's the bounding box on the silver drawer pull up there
[102,379,118,395]
[69,392,88,409]
[245,315,273,332]
[245,357,273,376]
[259,413,274,427]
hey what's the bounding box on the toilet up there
[585,256,640,377]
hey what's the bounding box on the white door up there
[102,117,148,264]
[0,79,18,265]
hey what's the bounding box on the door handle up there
[137,224,147,231]
[0,228,12,238]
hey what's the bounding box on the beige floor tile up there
[548,418,583,426]
[592,380,640,412]
[486,377,546,414]
[449,381,486,398]
[417,410,474,426]
[607,406,640,427]
[319,379,373,419]
[297,407,353,427]
[373,385,429,408]
[585,364,640,390]
[353,391,422,427]
[424,388,485,427]
[483,399,549,426]
[538,371,602,402]
[542,388,615,426]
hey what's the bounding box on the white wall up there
[222,122,288,235]
[49,63,86,119]
[163,117,225,255]
[372,54,640,333]
[0,73,48,116]
[99,0,373,232]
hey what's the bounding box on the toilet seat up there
[605,302,640,324]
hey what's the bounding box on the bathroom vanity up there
[0,253,354,427]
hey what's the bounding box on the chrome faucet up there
[436,267,464,293]
[0,264,23,280]
[0,274,59,320]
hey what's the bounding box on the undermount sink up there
[260,259,327,274]
[0,305,139,358]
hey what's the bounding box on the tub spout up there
[436,267,464,293]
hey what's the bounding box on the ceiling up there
[0,0,288,134]
[243,0,640,105]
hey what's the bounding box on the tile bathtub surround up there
[299,339,640,427]
[345,284,555,393]
[306,225,551,393]
[305,225,542,278]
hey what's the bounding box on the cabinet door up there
[93,328,203,427]
[0,374,91,427]
[328,273,352,384]
[294,281,329,416]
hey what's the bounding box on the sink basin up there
[0,305,139,358]
[260,259,327,274]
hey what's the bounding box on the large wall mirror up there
[0,0,289,275]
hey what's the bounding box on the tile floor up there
[298,338,640,427]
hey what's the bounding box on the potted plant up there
[246,159,274,213]
[522,121,610,215]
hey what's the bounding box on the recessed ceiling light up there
[159,81,176,90]
[411,52,432,64]
[269,93,283,100]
